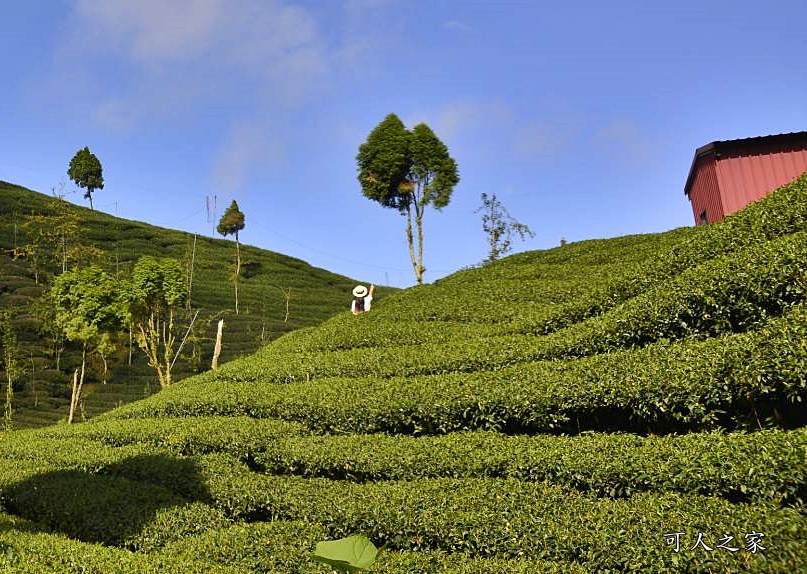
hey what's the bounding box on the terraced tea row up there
[107,305,807,435]
[2,446,803,572]
[0,512,586,573]
[198,462,807,572]
[4,420,803,507]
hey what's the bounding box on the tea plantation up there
[1,174,806,572]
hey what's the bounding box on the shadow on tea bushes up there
[1,454,214,548]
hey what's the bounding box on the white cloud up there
[75,0,223,63]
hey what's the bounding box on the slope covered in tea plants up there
[1,174,806,573]
[0,180,387,428]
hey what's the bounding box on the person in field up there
[351,284,375,315]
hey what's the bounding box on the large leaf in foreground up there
[311,534,380,572]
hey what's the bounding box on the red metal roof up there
[684,131,807,196]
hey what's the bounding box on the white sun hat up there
[352,285,369,298]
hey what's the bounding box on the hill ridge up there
[0,179,385,428]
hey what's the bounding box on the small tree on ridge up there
[217,200,246,314]
[67,147,104,211]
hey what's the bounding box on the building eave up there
[684,142,715,196]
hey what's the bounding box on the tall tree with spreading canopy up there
[217,200,246,314]
[476,192,535,263]
[357,113,459,284]
[120,257,187,388]
[50,266,123,423]
[67,147,104,211]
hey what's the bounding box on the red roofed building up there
[684,131,807,225]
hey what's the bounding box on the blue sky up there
[2,1,805,288]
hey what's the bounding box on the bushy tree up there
[51,266,123,423]
[120,257,187,388]
[357,114,459,284]
[217,200,246,314]
[476,192,535,263]
[67,146,104,210]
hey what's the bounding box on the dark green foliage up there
[51,266,122,345]
[67,146,104,210]
[356,113,411,211]
[197,459,806,572]
[253,428,807,506]
[408,123,459,210]
[216,201,245,241]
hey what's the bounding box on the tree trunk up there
[235,237,240,315]
[161,309,175,388]
[405,203,420,284]
[416,208,425,284]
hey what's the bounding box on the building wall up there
[687,156,724,225]
[715,145,807,216]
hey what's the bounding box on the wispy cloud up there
[60,0,329,123]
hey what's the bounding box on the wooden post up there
[212,319,224,370]
[68,369,78,424]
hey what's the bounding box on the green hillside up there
[0,180,385,428]
[1,173,806,573]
